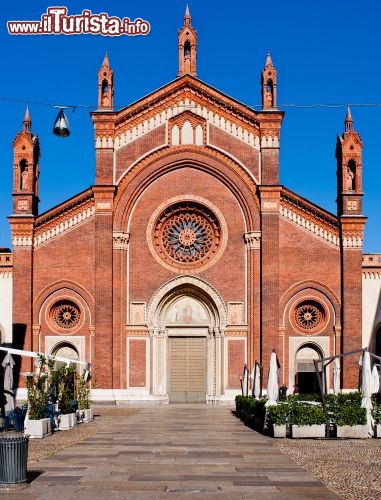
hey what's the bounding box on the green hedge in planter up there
[289,403,327,426]
[333,404,366,426]
[235,396,267,418]
[325,392,366,426]
[287,393,322,404]
[266,403,289,426]
[326,392,362,406]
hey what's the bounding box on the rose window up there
[153,202,221,268]
[51,301,81,330]
[294,302,325,331]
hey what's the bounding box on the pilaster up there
[93,186,116,388]
[259,186,282,382]
[244,231,261,369]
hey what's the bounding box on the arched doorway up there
[51,342,79,369]
[295,343,323,394]
[147,276,227,404]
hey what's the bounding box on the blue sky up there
[0,0,380,252]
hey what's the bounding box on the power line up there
[1,95,381,112]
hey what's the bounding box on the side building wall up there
[0,251,12,344]
[362,254,381,351]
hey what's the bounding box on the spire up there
[102,52,110,68]
[23,106,31,132]
[261,52,277,110]
[98,52,114,110]
[345,106,353,132]
[177,6,197,77]
[184,4,191,26]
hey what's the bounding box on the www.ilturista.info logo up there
[7,7,151,36]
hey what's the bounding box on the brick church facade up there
[9,8,366,403]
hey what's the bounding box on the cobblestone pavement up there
[0,405,379,498]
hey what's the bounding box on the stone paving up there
[1,405,338,499]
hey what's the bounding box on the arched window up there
[19,159,28,190]
[346,159,356,190]
[184,40,191,57]
[101,79,109,95]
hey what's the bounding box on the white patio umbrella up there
[266,350,279,407]
[241,364,249,397]
[360,350,373,435]
[2,352,15,412]
[251,362,261,399]
[333,357,341,394]
[371,364,380,394]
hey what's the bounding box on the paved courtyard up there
[0,404,338,499]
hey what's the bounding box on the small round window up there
[292,300,326,334]
[51,301,81,330]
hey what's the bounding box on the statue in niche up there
[346,165,355,190]
[21,168,28,190]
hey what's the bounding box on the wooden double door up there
[168,336,206,403]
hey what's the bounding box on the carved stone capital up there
[334,325,341,337]
[32,325,41,336]
[244,231,261,250]
[113,231,130,250]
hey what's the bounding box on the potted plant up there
[76,369,92,423]
[51,365,77,430]
[266,403,289,437]
[329,392,369,438]
[289,403,327,438]
[24,354,52,438]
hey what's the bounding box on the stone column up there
[113,231,130,388]
[207,327,215,398]
[244,231,261,369]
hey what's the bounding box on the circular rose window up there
[150,200,225,271]
[51,301,81,330]
[293,300,326,334]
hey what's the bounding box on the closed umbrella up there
[371,364,380,394]
[333,357,340,394]
[2,352,15,412]
[241,364,249,397]
[266,350,279,407]
[251,362,261,399]
[360,350,373,435]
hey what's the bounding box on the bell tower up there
[336,107,367,388]
[261,52,277,110]
[177,4,197,78]
[98,52,114,110]
[12,107,40,216]
[336,107,363,216]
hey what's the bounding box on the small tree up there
[26,354,52,420]
[51,365,76,415]
[76,370,91,410]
